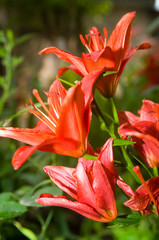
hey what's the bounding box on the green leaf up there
[0,46,6,58]
[20,185,62,207]
[82,154,98,161]
[14,222,37,240]
[0,192,11,205]
[0,201,27,220]
[15,33,33,46]
[0,192,27,220]
[113,139,135,146]
[0,31,5,43]
[7,29,14,43]
[0,76,4,86]
[108,122,116,138]
[12,56,24,68]
[109,97,119,124]
[108,214,141,228]
[58,78,75,87]
[103,71,117,77]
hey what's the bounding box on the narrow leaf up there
[103,71,117,77]
[82,154,98,161]
[14,222,37,240]
[58,78,75,87]
[113,138,135,146]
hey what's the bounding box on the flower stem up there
[107,97,141,183]
[92,99,115,138]
[153,167,158,177]
[130,152,153,178]
[121,147,141,184]
[108,97,119,125]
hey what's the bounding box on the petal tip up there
[12,164,19,171]
[43,166,50,173]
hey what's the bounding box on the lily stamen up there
[89,31,101,51]
[27,94,57,133]
[28,101,56,133]
[103,28,107,48]
[33,89,56,124]
[79,34,92,53]
[48,93,61,120]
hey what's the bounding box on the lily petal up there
[117,110,139,126]
[0,127,54,146]
[117,177,135,197]
[44,165,77,200]
[39,46,88,76]
[76,160,97,207]
[119,122,159,167]
[140,99,159,122]
[124,176,159,212]
[56,68,106,154]
[107,12,136,70]
[92,160,117,220]
[82,46,115,73]
[118,43,151,80]
[81,67,106,106]
[48,79,66,119]
[124,193,151,211]
[98,138,116,192]
[12,137,86,170]
[12,145,40,170]
[57,65,84,78]
[56,82,86,143]
[36,194,108,222]
[98,138,114,174]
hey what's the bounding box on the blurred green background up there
[0,0,159,239]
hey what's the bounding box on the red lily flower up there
[118,166,159,215]
[0,68,104,170]
[141,46,159,89]
[36,138,118,222]
[39,12,150,98]
[118,100,159,167]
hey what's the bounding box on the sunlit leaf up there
[113,138,135,146]
[14,222,37,240]
[58,78,75,87]
[103,71,117,77]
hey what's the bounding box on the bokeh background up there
[0,0,159,239]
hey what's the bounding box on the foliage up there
[0,29,30,117]
[0,12,159,240]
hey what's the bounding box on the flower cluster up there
[0,12,158,222]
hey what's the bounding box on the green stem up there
[58,77,75,87]
[108,97,142,184]
[82,154,98,161]
[38,210,54,240]
[92,99,115,138]
[121,147,141,184]
[153,167,158,177]
[92,99,115,123]
[108,97,119,125]
[130,153,153,178]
